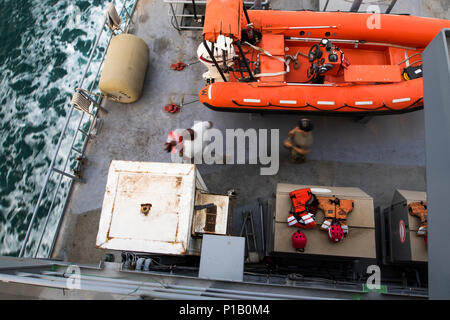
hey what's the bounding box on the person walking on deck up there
[164,128,187,163]
[164,121,213,163]
[283,118,314,163]
[183,121,213,163]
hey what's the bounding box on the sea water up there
[0,0,131,257]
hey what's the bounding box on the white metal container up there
[96,161,196,255]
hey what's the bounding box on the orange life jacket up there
[317,197,354,234]
[287,188,317,228]
[336,199,354,220]
[290,188,312,215]
[408,201,427,236]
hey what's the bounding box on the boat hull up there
[199,1,449,115]
[247,10,450,49]
[199,79,424,115]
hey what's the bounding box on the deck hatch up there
[96,161,196,255]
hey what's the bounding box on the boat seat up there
[259,34,286,82]
[344,65,403,83]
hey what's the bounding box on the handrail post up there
[18,105,75,258]
[30,0,139,259]
[19,5,114,258]
[350,0,362,12]
[385,0,398,14]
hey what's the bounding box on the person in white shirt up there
[164,121,213,164]
[182,121,213,163]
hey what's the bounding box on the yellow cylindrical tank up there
[99,33,149,103]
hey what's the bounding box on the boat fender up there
[98,34,149,103]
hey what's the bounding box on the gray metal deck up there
[51,0,446,264]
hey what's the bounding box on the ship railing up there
[167,0,399,31]
[322,0,398,13]
[164,0,270,31]
[18,0,139,259]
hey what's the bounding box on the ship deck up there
[51,0,447,265]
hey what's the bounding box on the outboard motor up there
[197,35,236,84]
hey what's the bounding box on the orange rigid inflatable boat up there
[197,0,450,115]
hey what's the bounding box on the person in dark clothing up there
[283,118,314,163]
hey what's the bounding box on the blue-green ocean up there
[0,0,130,257]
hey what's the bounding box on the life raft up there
[197,0,450,115]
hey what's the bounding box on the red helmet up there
[292,231,307,251]
[328,224,344,243]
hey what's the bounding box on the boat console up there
[307,39,346,82]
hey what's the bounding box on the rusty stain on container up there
[141,203,152,215]
[174,222,179,240]
[105,198,117,242]
[175,176,182,188]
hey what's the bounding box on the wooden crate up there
[270,183,376,259]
